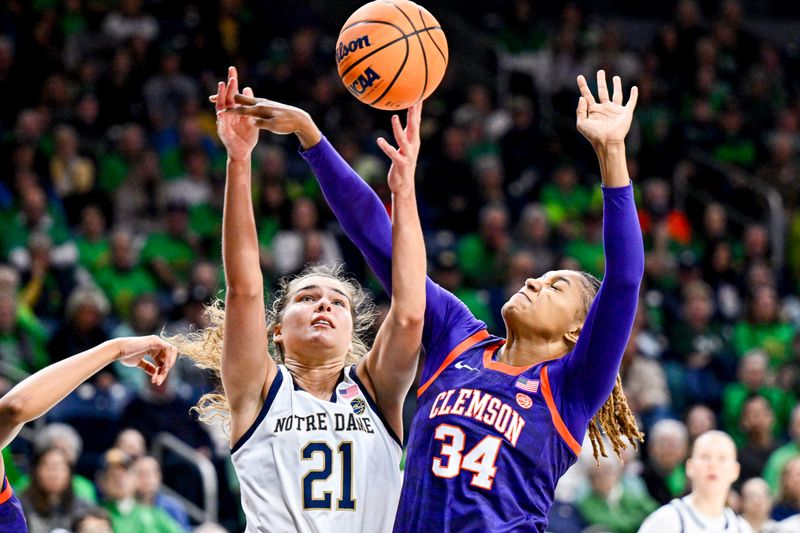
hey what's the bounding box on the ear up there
[685,457,695,480]
[273,323,283,343]
[731,460,741,483]
[564,323,582,347]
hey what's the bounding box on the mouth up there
[516,291,532,303]
[311,316,334,329]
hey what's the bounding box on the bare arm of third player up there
[213,68,425,443]
[0,336,176,477]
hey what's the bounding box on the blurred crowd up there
[2,0,800,531]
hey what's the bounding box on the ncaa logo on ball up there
[336,35,372,63]
[347,67,381,96]
[351,398,366,415]
[516,393,532,409]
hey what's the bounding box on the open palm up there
[215,66,258,161]
[576,71,638,148]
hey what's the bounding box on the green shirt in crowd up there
[732,321,796,368]
[95,266,158,319]
[763,442,800,494]
[578,487,659,533]
[75,236,110,273]
[103,499,184,533]
[140,232,196,286]
[540,183,591,225]
[722,383,796,447]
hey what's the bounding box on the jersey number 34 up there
[431,423,502,490]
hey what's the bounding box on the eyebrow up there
[549,276,571,287]
[294,285,349,299]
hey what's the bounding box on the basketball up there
[336,0,448,110]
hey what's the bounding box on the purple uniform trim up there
[0,476,28,532]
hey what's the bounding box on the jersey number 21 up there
[301,441,356,510]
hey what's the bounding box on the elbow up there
[393,310,425,331]
[0,396,26,427]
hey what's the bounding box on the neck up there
[499,329,568,367]
[750,431,773,448]
[742,513,766,529]
[284,357,344,400]
[139,492,156,506]
[689,490,728,517]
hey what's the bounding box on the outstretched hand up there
[576,70,638,149]
[210,91,322,149]
[215,66,259,161]
[117,335,178,385]
[376,103,422,197]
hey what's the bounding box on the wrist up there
[296,115,322,150]
[106,338,123,361]
[227,154,251,166]
[593,141,626,160]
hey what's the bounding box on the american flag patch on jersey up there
[515,376,539,393]
[339,384,359,398]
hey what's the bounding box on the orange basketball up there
[336,0,448,110]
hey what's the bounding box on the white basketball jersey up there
[638,496,753,533]
[231,365,403,533]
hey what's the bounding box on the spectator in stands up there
[577,457,657,532]
[74,205,110,275]
[165,148,212,208]
[134,455,191,531]
[764,406,800,493]
[515,203,557,274]
[642,419,689,504]
[270,197,342,276]
[19,445,92,532]
[142,49,198,132]
[50,124,96,225]
[0,289,49,374]
[457,203,512,287]
[738,396,780,483]
[668,280,731,408]
[101,0,159,44]
[115,428,146,460]
[15,423,96,504]
[47,287,110,364]
[140,202,198,292]
[734,286,796,368]
[685,404,718,446]
[98,448,182,533]
[72,506,113,533]
[94,230,157,319]
[621,319,672,431]
[772,457,800,520]
[724,351,795,442]
[740,478,778,533]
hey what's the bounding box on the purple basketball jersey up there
[0,476,28,532]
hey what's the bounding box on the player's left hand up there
[215,66,259,162]
[376,102,422,197]
[575,70,637,149]
[117,336,178,385]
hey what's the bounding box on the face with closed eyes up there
[274,275,355,362]
[501,270,588,345]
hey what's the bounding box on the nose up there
[315,298,332,312]
[525,278,542,292]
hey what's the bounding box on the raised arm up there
[562,71,644,416]
[0,336,174,451]
[224,95,486,378]
[214,67,275,446]
[354,104,426,439]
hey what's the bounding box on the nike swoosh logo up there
[454,361,478,371]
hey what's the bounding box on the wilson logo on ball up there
[347,67,381,96]
[336,35,372,63]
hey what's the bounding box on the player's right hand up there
[117,335,178,385]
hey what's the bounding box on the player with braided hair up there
[232,70,644,532]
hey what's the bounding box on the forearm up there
[390,190,426,321]
[594,142,630,188]
[223,157,262,293]
[602,182,644,284]
[0,339,120,446]
[302,137,393,292]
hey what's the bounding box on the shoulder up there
[638,502,682,533]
